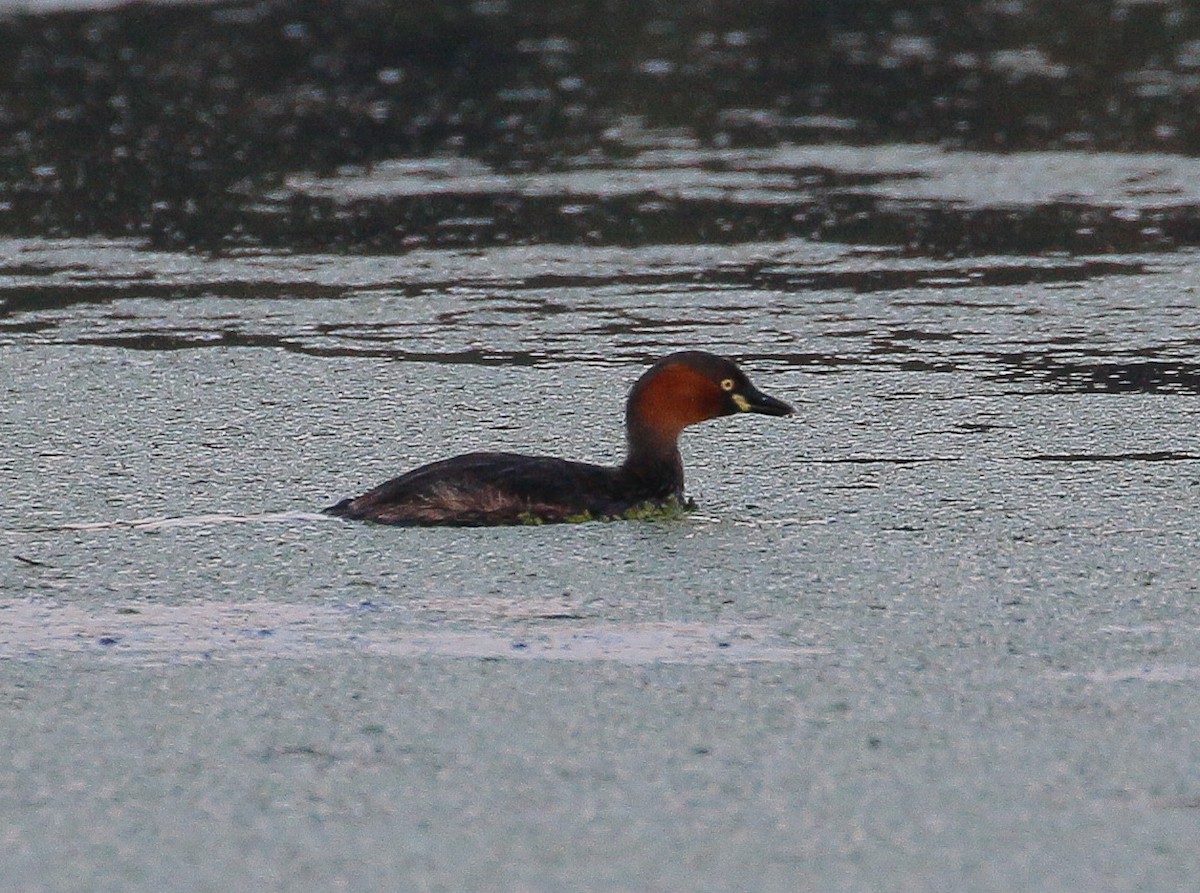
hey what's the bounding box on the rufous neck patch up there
[629,363,725,439]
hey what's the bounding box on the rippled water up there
[5,149,1200,887]
[4,2,1200,891]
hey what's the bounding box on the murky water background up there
[3,1,1200,891]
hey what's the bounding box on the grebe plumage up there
[324,350,793,526]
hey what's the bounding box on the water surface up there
[3,2,1200,891]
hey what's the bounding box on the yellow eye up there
[720,378,735,392]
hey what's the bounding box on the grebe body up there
[325,351,792,526]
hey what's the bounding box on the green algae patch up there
[616,498,696,523]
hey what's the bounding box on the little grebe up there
[324,350,793,526]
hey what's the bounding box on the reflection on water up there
[1,1,1200,250]
[1,223,1195,400]
[993,355,1200,395]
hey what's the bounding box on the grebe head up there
[625,351,794,447]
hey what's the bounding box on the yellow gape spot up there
[720,378,735,391]
[732,393,751,412]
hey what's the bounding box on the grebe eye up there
[720,378,735,392]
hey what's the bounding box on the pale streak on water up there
[0,597,830,664]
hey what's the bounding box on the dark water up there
[2,0,1200,252]
[3,2,1200,892]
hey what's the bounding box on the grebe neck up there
[621,419,685,494]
